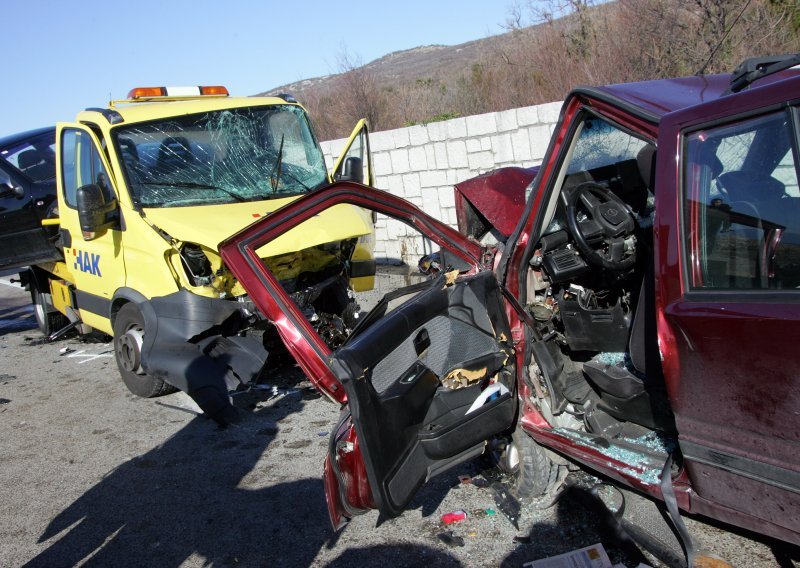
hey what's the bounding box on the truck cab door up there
[331,119,376,291]
[331,119,374,187]
[56,123,125,335]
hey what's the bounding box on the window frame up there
[679,105,800,299]
[60,127,115,210]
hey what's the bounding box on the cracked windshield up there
[113,104,327,207]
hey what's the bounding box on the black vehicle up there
[0,127,61,269]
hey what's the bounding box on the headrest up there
[17,149,41,170]
[636,144,656,188]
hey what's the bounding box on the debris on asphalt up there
[458,474,472,484]
[153,401,202,416]
[229,383,300,400]
[437,531,465,548]
[441,510,467,524]
[59,347,75,355]
[471,477,489,488]
[469,507,498,519]
[490,481,521,529]
[317,431,329,436]
[522,542,617,568]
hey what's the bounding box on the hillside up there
[258,37,506,101]
[256,0,800,141]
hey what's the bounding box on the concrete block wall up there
[321,100,563,265]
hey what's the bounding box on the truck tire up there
[113,303,177,398]
[508,428,560,500]
[32,283,68,337]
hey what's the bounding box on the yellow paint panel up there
[49,280,73,315]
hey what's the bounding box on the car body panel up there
[454,166,538,240]
[651,75,800,541]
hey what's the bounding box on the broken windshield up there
[113,105,328,208]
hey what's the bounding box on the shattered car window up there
[567,117,647,174]
[113,105,328,208]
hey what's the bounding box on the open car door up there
[219,183,517,526]
[331,119,374,186]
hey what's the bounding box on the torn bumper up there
[136,289,268,422]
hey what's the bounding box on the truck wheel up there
[505,428,560,500]
[113,303,177,398]
[32,284,68,337]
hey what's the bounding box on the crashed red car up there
[219,54,800,554]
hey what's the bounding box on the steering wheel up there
[564,182,637,271]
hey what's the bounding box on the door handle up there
[413,328,430,355]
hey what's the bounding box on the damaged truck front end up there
[12,87,378,423]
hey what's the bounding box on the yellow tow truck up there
[6,85,375,422]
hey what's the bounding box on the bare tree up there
[334,47,389,132]
[300,1,799,140]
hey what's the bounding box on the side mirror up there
[76,184,118,240]
[336,156,364,184]
[0,181,25,199]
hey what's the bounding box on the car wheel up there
[32,283,68,337]
[505,428,560,500]
[113,303,177,398]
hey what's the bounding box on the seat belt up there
[660,454,696,567]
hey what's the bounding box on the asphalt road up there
[0,273,798,567]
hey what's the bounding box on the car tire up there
[32,283,68,337]
[508,428,560,500]
[113,303,177,398]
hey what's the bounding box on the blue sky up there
[0,0,516,137]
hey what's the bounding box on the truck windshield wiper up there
[141,181,246,202]
[279,169,312,192]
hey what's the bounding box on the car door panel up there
[331,270,516,518]
[219,184,505,520]
[0,164,60,270]
[656,98,800,535]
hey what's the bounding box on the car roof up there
[576,69,800,123]
[0,126,55,152]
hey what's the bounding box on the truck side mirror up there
[76,184,118,240]
[336,156,364,184]
[0,181,25,199]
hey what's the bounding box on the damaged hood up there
[142,198,372,258]
[454,166,538,238]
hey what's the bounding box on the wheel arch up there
[25,266,54,299]
[110,288,149,328]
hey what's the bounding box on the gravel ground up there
[0,274,798,567]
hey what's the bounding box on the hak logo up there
[72,248,102,276]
